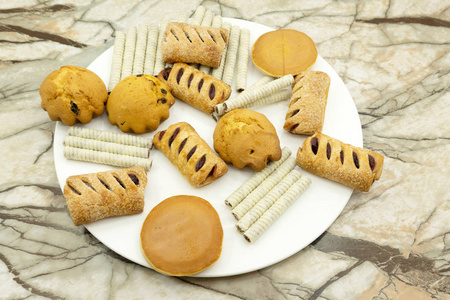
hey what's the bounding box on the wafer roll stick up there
[224,146,292,208]
[68,127,152,148]
[231,156,297,220]
[200,9,213,26]
[211,22,231,80]
[143,24,159,76]
[132,23,148,75]
[242,89,290,108]
[236,28,251,92]
[120,26,137,80]
[177,11,189,23]
[64,146,152,171]
[190,6,206,25]
[108,31,126,92]
[215,74,294,116]
[243,175,311,243]
[63,136,150,158]
[236,169,302,232]
[153,16,171,75]
[221,25,241,86]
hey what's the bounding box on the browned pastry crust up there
[140,195,223,276]
[153,122,228,188]
[162,22,229,68]
[63,166,147,226]
[158,63,231,114]
[296,133,384,192]
[284,70,330,135]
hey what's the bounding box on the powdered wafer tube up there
[236,169,302,232]
[177,11,189,23]
[68,127,152,148]
[63,136,150,158]
[153,16,170,75]
[190,6,206,25]
[200,9,213,26]
[120,26,137,80]
[143,24,159,75]
[211,22,231,80]
[132,23,148,75]
[221,25,241,86]
[215,74,294,116]
[64,146,152,171]
[224,146,292,208]
[231,156,297,220]
[243,175,311,243]
[236,28,251,92]
[108,31,126,92]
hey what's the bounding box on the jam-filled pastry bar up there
[162,22,229,68]
[63,166,147,225]
[153,122,228,188]
[158,63,231,114]
[296,133,384,192]
[284,70,330,135]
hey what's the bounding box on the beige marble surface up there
[1,0,449,299]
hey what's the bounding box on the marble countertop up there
[1,0,449,299]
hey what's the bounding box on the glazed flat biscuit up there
[158,63,231,114]
[296,133,384,192]
[63,166,147,226]
[153,122,228,188]
[161,22,229,68]
[284,70,330,135]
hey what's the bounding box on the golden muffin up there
[107,74,175,134]
[213,109,282,171]
[39,65,108,125]
[140,195,223,276]
[251,29,318,77]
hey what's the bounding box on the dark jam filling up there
[311,137,319,155]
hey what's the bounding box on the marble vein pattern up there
[0,0,449,299]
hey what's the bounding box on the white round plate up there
[54,18,362,277]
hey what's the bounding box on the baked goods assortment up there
[63,166,147,226]
[153,122,228,188]
[296,133,384,192]
[213,109,282,171]
[39,5,386,276]
[40,65,108,126]
[107,74,175,134]
[140,195,223,276]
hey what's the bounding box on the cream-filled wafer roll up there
[231,156,297,220]
[242,89,290,108]
[236,169,302,232]
[63,136,150,158]
[120,26,137,80]
[215,74,294,116]
[64,146,152,171]
[224,146,292,208]
[132,23,148,75]
[153,16,171,75]
[211,22,232,80]
[177,11,189,23]
[143,24,159,76]
[190,6,206,25]
[108,31,126,92]
[221,25,241,86]
[68,127,152,148]
[243,175,311,243]
[236,28,251,92]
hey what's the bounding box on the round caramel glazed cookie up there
[140,195,223,276]
[107,74,175,134]
[39,65,108,126]
[251,29,318,77]
[213,108,282,171]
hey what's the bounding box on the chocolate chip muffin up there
[213,109,282,171]
[39,65,108,126]
[107,74,175,134]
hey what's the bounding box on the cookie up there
[107,74,175,134]
[213,109,282,171]
[39,65,108,126]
